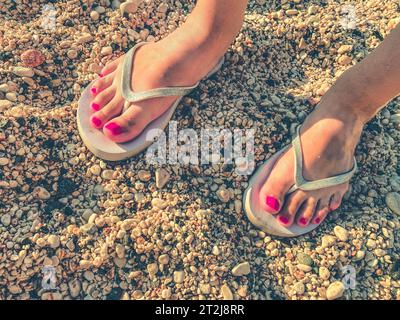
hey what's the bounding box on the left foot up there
[259,99,365,228]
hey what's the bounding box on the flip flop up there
[243,125,357,237]
[77,42,224,161]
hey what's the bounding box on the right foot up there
[88,29,224,143]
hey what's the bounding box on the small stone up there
[232,262,251,276]
[32,186,51,200]
[212,245,220,256]
[0,100,12,112]
[21,49,46,67]
[319,267,330,280]
[120,0,140,15]
[158,3,168,13]
[138,169,151,181]
[308,5,318,15]
[1,213,11,226]
[0,157,10,166]
[101,169,115,180]
[68,279,81,298]
[366,239,377,249]
[48,235,60,249]
[155,168,170,188]
[90,11,100,21]
[89,164,101,176]
[161,288,172,299]
[293,282,305,295]
[151,198,168,210]
[216,188,231,203]
[0,84,10,92]
[221,284,233,300]
[13,66,34,77]
[354,250,365,261]
[173,270,185,283]
[386,192,400,215]
[81,209,93,222]
[200,283,211,295]
[67,49,78,59]
[321,235,336,248]
[147,263,158,276]
[337,44,353,54]
[338,55,352,65]
[334,226,349,241]
[286,9,298,16]
[77,33,93,44]
[101,46,113,56]
[115,244,125,259]
[326,281,345,300]
[297,264,312,272]
[158,254,169,265]
[296,252,313,266]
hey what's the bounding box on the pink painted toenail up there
[313,217,321,224]
[99,73,104,78]
[104,122,123,135]
[299,217,307,225]
[92,116,101,127]
[278,216,289,225]
[266,196,280,212]
[91,87,97,95]
[91,103,100,111]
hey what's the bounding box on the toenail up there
[91,87,97,95]
[91,103,100,111]
[278,216,289,225]
[92,116,101,127]
[313,217,321,224]
[99,73,104,78]
[104,122,123,135]
[266,196,280,212]
[299,217,307,226]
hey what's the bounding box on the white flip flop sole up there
[243,147,318,237]
[77,45,224,162]
[77,85,180,161]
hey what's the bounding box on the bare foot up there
[88,29,224,143]
[259,100,364,228]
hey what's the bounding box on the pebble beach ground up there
[1,0,400,300]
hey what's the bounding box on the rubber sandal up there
[243,125,357,237]
[77,42,224,161]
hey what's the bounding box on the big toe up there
[259,153,295,214]
[103,105,149,143]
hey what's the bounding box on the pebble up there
[161,288,172,299]
[12,66,34,77]
[173,270,185,284]
[296,252,313,266]
[100,46,113,56]
[158,254,169,265]
[155,168,170,188]
[334,226,349,241]
[231,262,251,276]
[32,186,51,200]
[1,213,11,226]
[297,264,312,272]
[138,169,151,181]
[200,283,211,295]
[21,49,45,67]
[326,281,345,300]
[338,55,353,65]
[385,192,400,215]
[337,45,353,54]
[101,169,115,180]
[48,235,60,248]
[77,33,93,44]
[147,263,158,276]
[319,267,330,280]
[151,198,168,210]
[68,279,81,298]
[90,11,100,21]
[0,100,12,112]
[0,157,10,166]
[293,282,305,295]
[216,188,231,203]
[89,164,101,176]
[120,0,140,15]
[67,49,78,59]
[221,284,233,300]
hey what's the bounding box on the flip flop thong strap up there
[121,42,199,103]
[287,125,357,194]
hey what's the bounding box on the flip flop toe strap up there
[121,42,199,105]
[287,126,357,194]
